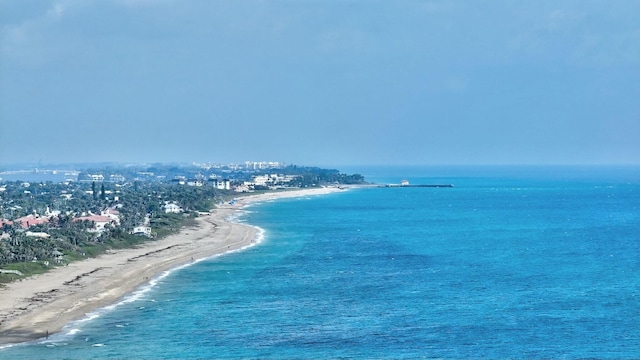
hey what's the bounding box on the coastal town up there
[0,162,365,283]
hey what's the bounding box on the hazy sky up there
[1,0,638,166]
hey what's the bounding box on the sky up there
[1,0,639,167]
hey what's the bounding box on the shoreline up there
[0,187,345,347]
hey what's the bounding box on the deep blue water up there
[2,166,639,359]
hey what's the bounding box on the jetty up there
[378,179,453,188]
[380,184,453,188]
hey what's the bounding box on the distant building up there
[245,161,284,170]
[234,184,252,193]
[132,226,152,237]
[78,173,105,182]
[164,203,183,214]
[252,175,271,186]
[14,214,49,229]
[109,174,126,183]
[101,208,121,225]
[25,231,50,238]
[0,219,13,237]
[73,215,113,232]
[250,174,298,188]
[44,206,61,217]
[212,179,231,190]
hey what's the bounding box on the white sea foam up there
[41,209,267,344]
[1,201,269,350]
[66,328,81,335]
[48,261,195,343]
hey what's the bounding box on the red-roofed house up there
[1,219,13,236]
[100,208,121,225]
[73,215,114,232]
[14,215,49,229]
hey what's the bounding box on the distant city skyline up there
[1,1,639,166]
[0,160,291,169]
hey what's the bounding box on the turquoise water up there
[2,166,639,359]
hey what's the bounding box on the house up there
[101,207,121,225]
[44,206,61,217]
[132,226,152,237]
[25,231,51,239]
[14,214,49,229]
[164,203,183,214]
[109,174,126,183]
[52,250,64,263]
[73,215,113,232]
[212,179,231,190]
[251,174,298,188]
[0,219,13,239]
[234,184,252,193]
[252,175,272,186]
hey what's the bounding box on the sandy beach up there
[0,187,344,346]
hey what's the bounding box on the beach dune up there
[0,187,342,346]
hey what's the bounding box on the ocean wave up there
[44,217,268,344]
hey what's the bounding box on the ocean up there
[2,166,639,359]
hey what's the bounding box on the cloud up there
[1,0,638,165]
[1,0,165,67]
[48,2,66,18]
[0,0,71,65]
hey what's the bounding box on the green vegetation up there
[0,262,51,284]
[0,181,220,284]
[0,163,365,284]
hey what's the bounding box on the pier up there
[380,184,454,188]
[377,179,453,188]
